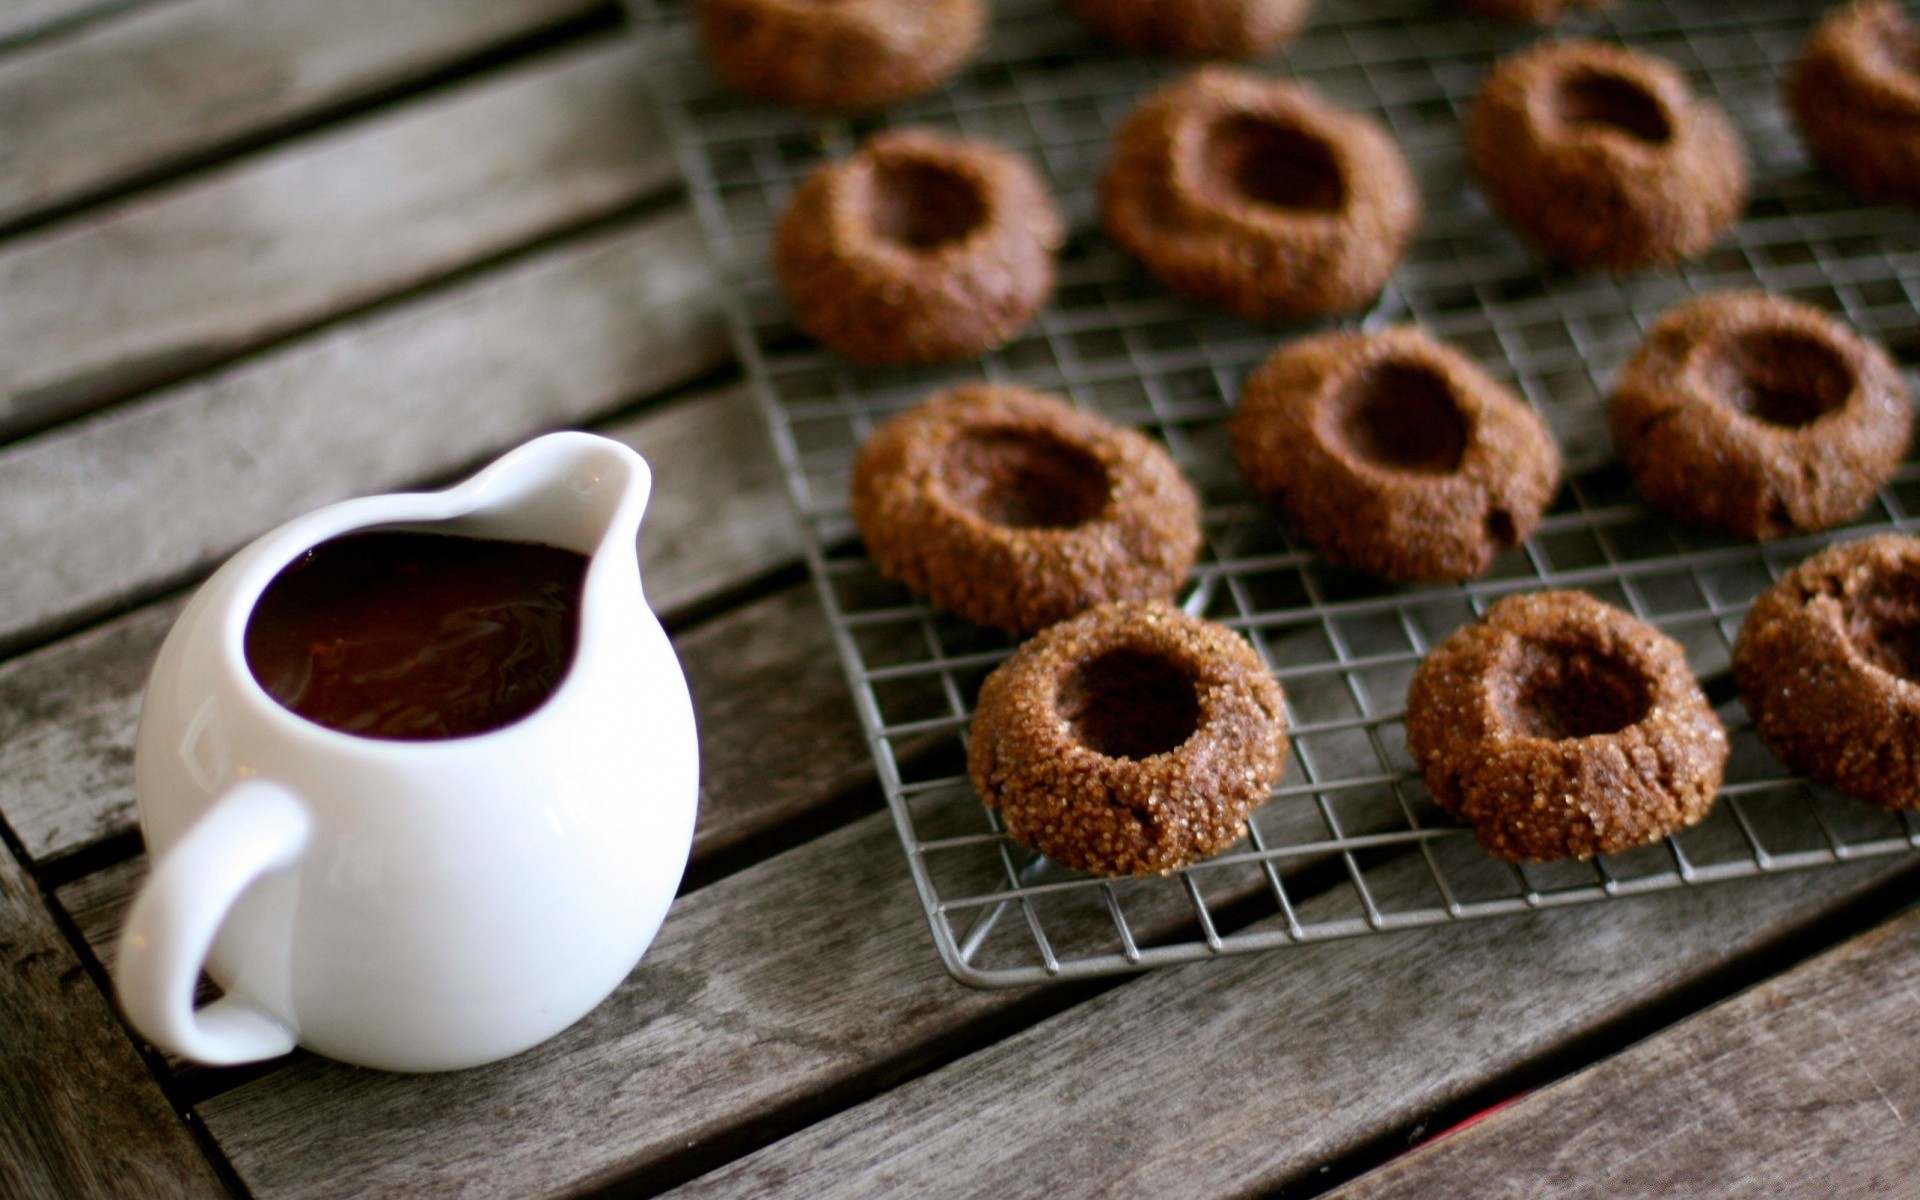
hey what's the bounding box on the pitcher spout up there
[442,432,652,565]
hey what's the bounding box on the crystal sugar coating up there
[1405,591,1728,862]
[776,129,1063,367]
[1736,534,1920,810]
[851,386,1201,634]
[1609,291,1912,539]
[968,601,1289,877]
[1466,39,1747,270]
[1230,326,1562,582]
[1101,68,1420,323]
[1790,0,1920,205]
[1064,0,1309,60]
[699,0,984,114]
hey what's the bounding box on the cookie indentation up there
[1407,590,1727,861]
[941,427,1111,530]
[1057,648,1202,759]
[1791,1,1920,205]
[1704,329,1854,429]
[775,129,1063,365]
[1845,564,1920,683]
[1101,68,1420,323]
[1737,534,1920,808]
[1507,637,1653,740]
[969,601,1290,875]
[1466,39,1746,269]
[851,386,1201,633]
[1202,114,1346,213]
[871,158,988,251]
[1230,326,1561,582]
[1333,360,1469,475]
[1556,70,1673,144]
[1609,292,1910,539]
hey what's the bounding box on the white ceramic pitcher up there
[114,433,699,1072]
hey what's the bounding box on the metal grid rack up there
[639,0,1920,986]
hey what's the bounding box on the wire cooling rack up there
[637,0,1920,986]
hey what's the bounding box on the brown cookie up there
[1101,68,1420,323]
[1609,292,1912,539]
[1465,39,1747,270]
[1735,534,1920,809]
[851,386,1202,634]
[775,130,1063,366]
[1405,591,1729,863]
[969,601,1289,877]
[1229,327,1562,581]
[1790,0,1920,204]
[699,0,985,114]
[1455,0,1612,22]
[1065,0,1309,59]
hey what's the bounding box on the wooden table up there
[5,2,1920,1196]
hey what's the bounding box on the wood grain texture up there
[196,811,1000,1200]
[627,384,799,619]
[678,585,874,858]
[1331,908,1920,1200]
[191,780,1351,1200]
[0,0,605,225]
[0,34,673,440]
[0,842,227,1198]
[0,598,181,861]
[0,0,143,49]
[0,368,796,865]
[659,855,1913,1200]
[0,205,722,664]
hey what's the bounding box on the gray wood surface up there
[0,34,670,440]
[0,840,227,1199]
[196,811,1002,1200]
[0,0,143,49]
[0,204,721,662]
[0,370,787,864]
[0,0,604,226]
[1329,907,1920,1199]
[659,856,1912,1200]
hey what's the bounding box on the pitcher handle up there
[115,779,310,1065]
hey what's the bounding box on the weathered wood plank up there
[0,203,721,663]
[0,370,792,866]
[676,585,875,858]
[0,0,607,225]
[1330,910,1920,1199]
[657,855,1914,1200]
[0,0,142,50]
[190,742,1467,1200]
[0,33,673,441]
[195,811,1011,1200]
[0,841,227,1198]
[633,385,799,619]
[0,599,179,861]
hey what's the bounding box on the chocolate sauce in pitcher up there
[244,531,589,741]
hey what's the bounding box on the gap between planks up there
[1328,903,1920,1198]
[654,853,1920,1200]
[181,801,1919,1200]
[0,814,227,1199]
[0,30,674,444]
[0,0,149,54]
[0,0,616,232]
[0,197,721,666]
